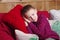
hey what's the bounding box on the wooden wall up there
[0,0,60,13]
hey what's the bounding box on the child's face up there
[24,8,38,22]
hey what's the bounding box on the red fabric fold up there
[2,5,28,33]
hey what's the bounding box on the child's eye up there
[32,14,34,16]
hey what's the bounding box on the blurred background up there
[0,0,60,13]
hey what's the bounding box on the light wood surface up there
[0,0,60,13]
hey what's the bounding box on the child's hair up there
[21,5,35,15]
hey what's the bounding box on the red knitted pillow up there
[2,5,28,33]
